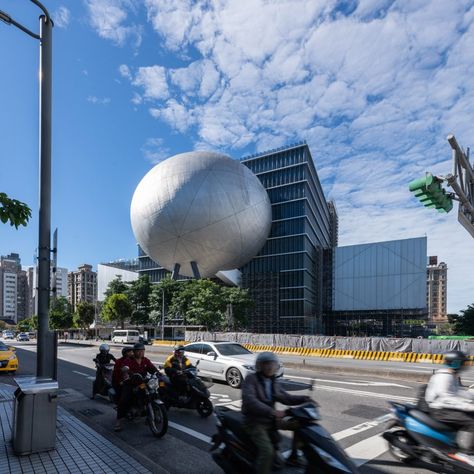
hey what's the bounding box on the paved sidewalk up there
[0,383,164,474]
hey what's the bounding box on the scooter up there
[383,401,474,472]
[210,402,359,473]
[158,363,214,417]
[91,362,114,400]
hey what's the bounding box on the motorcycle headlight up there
[311,445,352,473]
[147,378,159,390]
[242,365,255,371]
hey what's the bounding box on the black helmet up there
[255,351,280,373]
[174,345,185,352]
[444,350,468,370]
[133,343,145,351]
[122,347,133,357]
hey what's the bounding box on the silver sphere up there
[130,151,272,278]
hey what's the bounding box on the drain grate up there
[78,408,104,417]
[342,404,388,419]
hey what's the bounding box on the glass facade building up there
[241,142,333,334]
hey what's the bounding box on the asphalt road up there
[1,341,443,474]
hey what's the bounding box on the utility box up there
[12,376,58,455]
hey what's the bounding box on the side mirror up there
[207,351,217,359]
[8,347,16,352]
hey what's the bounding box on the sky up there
[0,0,473,314]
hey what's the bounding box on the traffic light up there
[408,173,453,213]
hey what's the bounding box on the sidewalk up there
[0,383,167,474]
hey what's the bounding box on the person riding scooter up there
[112,346,134,397]
[92,343,116,399]
[241,351,313,474]
[425,350,474,450]
[164,345,194,400]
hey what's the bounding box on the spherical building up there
[130,151,272,278]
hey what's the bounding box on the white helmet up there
[99,343,110,353]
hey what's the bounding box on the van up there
[112,330,140,344]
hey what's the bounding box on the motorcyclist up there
[164,345,193,400]
[115,343,159,431]
[92,343,116,399]
[425,350,474,450]
[112,347,134,395]
[241,351,313,473]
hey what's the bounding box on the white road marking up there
[286,375,410,389]
[316,384,416,403]
[73,370,91,377]
[332,414,392,441]
[169,421,212,443]
[344,434,388,466]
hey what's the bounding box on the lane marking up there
[169,421,212,443]
[73,370,91,377]
[344,434,388,467]
[285,375,410,389]
[332,414,392,441]
[316,384,416,403]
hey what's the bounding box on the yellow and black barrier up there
[152,340,474,365]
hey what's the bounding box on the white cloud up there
[111,0,474,312]
[53,6,71,29]
[85,0,141,47]
[141,138,170,163]
[118,64,131,79]
[87,96,111,105]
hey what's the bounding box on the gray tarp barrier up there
[184,331,474,355]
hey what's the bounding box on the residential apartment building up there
[0,253,28,323]
[68,264,97,312]
[427,256,448,324]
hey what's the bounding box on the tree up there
[49,297,74,329]
[101,293,132,329]
[221,287,253,330]
[126,275,152,325]
[452,305,474,335]
[0,192,31,228]
[104,276,128,298]
[74,302,96,330]
[149,277,182,325]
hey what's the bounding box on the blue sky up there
[0,0,473,313]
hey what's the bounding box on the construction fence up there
[184,331,474,362]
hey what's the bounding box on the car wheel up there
[226,367,242,388]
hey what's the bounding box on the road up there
[1,341,442,474]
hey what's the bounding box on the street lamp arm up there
[30,0,51,23]
[3,12,40,39]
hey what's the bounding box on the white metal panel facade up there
[333,237,427,311]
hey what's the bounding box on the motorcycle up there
[210,402,359,473]
[383,400,474,472]
[91,362,114,400]
[126,372,169,438]
[158,364,214,418]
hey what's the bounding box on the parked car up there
[2,332,14,340]
[183,341,284,388]
[111,330,140,344]
[27,332,36,339]
[16,333,29,342]
[0,342,18,373]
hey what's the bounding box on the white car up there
[183,341,284,388]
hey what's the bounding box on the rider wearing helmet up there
[241,351,313,473]
[112,346,134,392]
[164,345,193,398]
[91,343,116,399]
[425,350,474,448]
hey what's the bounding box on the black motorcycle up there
[127,372,169,438]
[158,365,214,418]
[91,362,114,400]
[211,403,359,474]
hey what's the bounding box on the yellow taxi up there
[0,342,18,373]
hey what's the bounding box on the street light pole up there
[0,1,54,378]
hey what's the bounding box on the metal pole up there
[161,287,165,340]
[37,14,52,377]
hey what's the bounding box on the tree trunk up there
[121,320,125,329]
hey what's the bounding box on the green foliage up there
[101,293,132,329]
[149,277,182,324]
[126,275,152,324]
[451,305,474,336]
[49,297,74,329]
[104,276,128,298]
[0,192,32,228]
[0,320,6,330]
[74,302,95,329]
